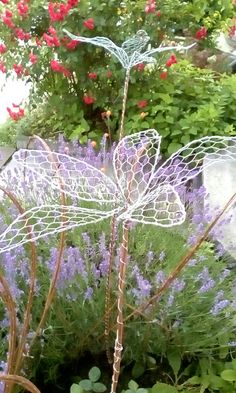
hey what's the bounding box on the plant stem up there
[104,215,117,364]
[110,221,129,393]
[119,69,130,140]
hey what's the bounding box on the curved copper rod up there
[0,187,37,383]
[0,268,17,377]
[0,374,40,393]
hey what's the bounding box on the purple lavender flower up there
[197,267,215,293]
[159,251,166,262]
[188,258,197,267]
[171,278,185,293]
[147,251,154,265]
[0,360,7,393]
[156,270,165,286]
[211,299,230,316]
[167,293,174,306]
[132,265,152,301]
[198,279,215,294]
[98,233,110,276]
[84,287,93,300]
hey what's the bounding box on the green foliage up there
[0,120,17,146]
[123,380,148,393]
[2,62,236,153]
[70,367,106,393]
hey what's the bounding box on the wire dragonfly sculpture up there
[1,129,236,393]
[64,29,195,70]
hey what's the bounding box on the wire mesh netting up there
[0,130,236,253]
[64,29,195,69]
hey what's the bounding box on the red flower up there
[48,2,70,22]
[83,18,95,30]
[0,61,6,73]
[15,28,31,41]
[2,12,14,29]
[160,71,168,80]
[50,59,62,72]
[145,0,156,13]
[43,33,60,47]
[67,0,78,6]
[156,10,161,17]
[106,70,112,78]
[17,1,29,17]
[166,54,177,67]
[0,43,7,54]
[134,63,145,72]
[0,0,9,3]
[7,105,25,121]
[29,53,37,64]
[196,26,207,40]
[48,26,57,35]
[5,9,12,17]
[50,60,70,77]
[137,100,148,108]
[88,72,97,80]
[83,95,95,104]
[13,63,24,76]
[66,39,78,50]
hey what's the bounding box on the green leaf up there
[128,380,139,391]
[232,359,236,372]
[79,379,93,391]
[69,125,84,140]
[71,384,84,393]
[132,361,145,379]
[209,374,224,389]
[186,376,201,385]
[89,367,101,382]
[157,93,173,104]
[167,142,182,155]
[167,350,181,376]
[137,389,148,393]
[93,382,107,392]
[180,135,190,145]
[152,382,178,393]
[221,369,236,382]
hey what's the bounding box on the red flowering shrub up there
[0,0,234,145]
